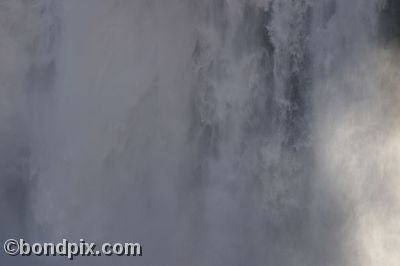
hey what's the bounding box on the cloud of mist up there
[0,0,398,266]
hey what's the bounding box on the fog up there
[0,0,399,265]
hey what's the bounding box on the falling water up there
[0,0,399,265]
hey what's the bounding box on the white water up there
[0,0,399,265]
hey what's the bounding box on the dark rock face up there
[379,0,400,44]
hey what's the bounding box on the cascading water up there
[0,0,399,265]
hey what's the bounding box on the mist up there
[0,0,399,265]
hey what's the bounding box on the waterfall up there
[0,0,399,265]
